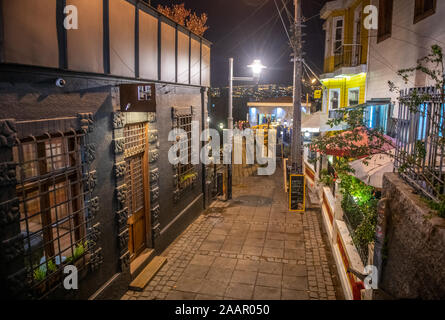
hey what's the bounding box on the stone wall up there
[381,173,445,299]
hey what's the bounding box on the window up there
[414,0,436,23]
[378,0,394,43]
[13,131,91,295]
[332,17,344,55]
[329,89,341,110]
[174,113,197,189]
[348,88,360,106]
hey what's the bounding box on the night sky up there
[151,0,329,87]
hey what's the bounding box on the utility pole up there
[290,0,303,174]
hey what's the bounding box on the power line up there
[303,13,320,22]
[280,0,294,25]
[274,0,292,45]
[392,23,445,47]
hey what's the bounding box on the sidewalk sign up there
[289,174,306,212]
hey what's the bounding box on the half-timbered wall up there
[0,0,211,87]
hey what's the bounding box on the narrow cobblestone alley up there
[122,170,343,300]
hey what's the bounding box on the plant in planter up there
[65,241,91,279]
[32,267,47,295]
[32,258,60,295]
[33,266,46,282]
[180,171,198,189]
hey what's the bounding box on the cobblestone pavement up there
[122,170,343,300]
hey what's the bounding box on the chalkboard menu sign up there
[289,174,306,212]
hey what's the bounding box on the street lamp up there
[247,59,267,77]
[227,58,266,200]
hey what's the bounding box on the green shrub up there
[427,196,445,218]
[33,267,46,282]
[340,174,378,250]
[47,260,57,273]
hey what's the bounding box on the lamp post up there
[227,58,266,200]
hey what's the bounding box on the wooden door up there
[124,123,150,261]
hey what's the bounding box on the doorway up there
[123,122,151,261]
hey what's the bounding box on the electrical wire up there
[274,0,292,45]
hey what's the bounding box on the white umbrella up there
[350,151,395,188]
[302,112,348,133]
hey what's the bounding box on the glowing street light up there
[247,59,267,77]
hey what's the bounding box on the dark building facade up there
[0,0,211,300]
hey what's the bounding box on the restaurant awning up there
[323,127,396,157]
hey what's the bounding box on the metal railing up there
[334,44,363,69]
[394,87,445,202]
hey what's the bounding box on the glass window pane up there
[335,28,342,41]
[46,137,67,171]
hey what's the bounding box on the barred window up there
[174,113,197,189]
[13,130,92,295]
[124,123,147,215]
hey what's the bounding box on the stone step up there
[130,248,155,278]
[128,256,167,292]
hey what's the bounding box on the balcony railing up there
[334,44,363,69]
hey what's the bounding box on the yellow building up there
[320,0,370,114]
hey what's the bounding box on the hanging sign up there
[289,174,306,212]
[314,90,322,99]
[120,83,156,112]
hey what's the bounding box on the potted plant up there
[32,267,47,295]
[64,241,91,279]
